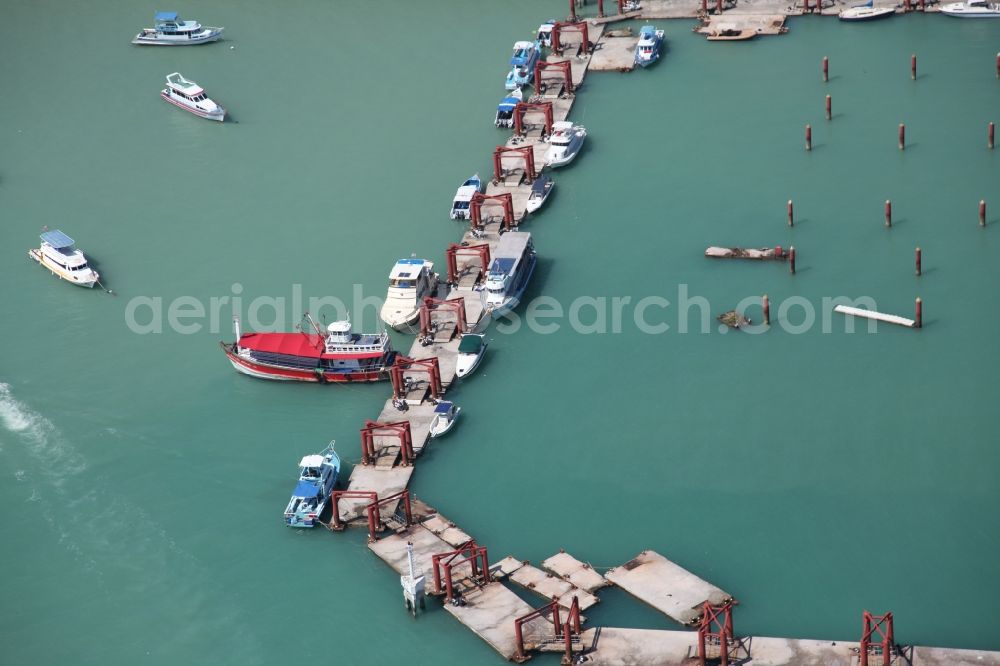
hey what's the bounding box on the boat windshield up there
[551,134,570,146]
[390,279,415,288]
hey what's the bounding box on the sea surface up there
[2,1,999,663]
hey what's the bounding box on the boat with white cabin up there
[839,0,896,21]
[484,231,536,319]
[525,174,554,214]
[505,40,542,90]
[27,230,100,288]
[160,73,226,121]
[450,173,482,219]
[455,334,487,378]
[133,11,223,45]
[429,402,461,438]
[284,442,340,528]
[634,26,665,67]
[940,0,1000,16]
[495,88,523,128]
[544,121,587,168]
[221,314,394,383]
[536,21,555,48]
[379,258,439,329]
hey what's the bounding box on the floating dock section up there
[604,550,732,626]
[494,556,600,610]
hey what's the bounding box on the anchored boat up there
[495,89,523,128]
[450,173,482,220]
[940,0,1000,16]
[160,73,226,121]
[536,21,556,48]
[28,230,100,288]
[484,231,536,319]
[380,258,439,330]
[634,26,665,67]
[133,11,223,45]
[284,442,340,528]
[505,40,541,89]
[455,334,487,379]
[544,121,587,168]
[839,0,896,21]
[429,402,461,438]
[525,174,554,214]
[221,314,394,383]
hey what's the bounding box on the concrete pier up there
[542,551,610,593]
[444,582,555,660]
[605,550,732,625]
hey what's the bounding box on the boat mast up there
[232,315,241,344]
[301,312,324,337]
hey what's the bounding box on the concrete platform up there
[420,513,474,548]
[339,465,415,521]
[605,550,732,625]
[496,556,600,610]
[695,13,787,36]
[574,627,694,665]
[445,581,556,660]
[542,551,610,593]
[368,524,458,582]
[589,33,639,71]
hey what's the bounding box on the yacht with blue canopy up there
[133,11,223,45]
[495,88,522,128]
[284,442,340,528]
[28,229,100,288]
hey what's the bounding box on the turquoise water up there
[2,2,999,663]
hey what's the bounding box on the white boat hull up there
[161,91,226,121]
[380,307,420,330]
[839,6,896,20]
[455,348,486,378]
[133,28,223,45]
[429,408,461,438]
[28,249,98,288]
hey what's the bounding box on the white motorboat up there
[633,26,665,68]
[536,21,555,48]
[379,258,439,329]
[133,11,223,45]
[544,121,587,168]
[27,230,100,288]
[455,334,487,378]
[484,232,536,319]
[429,401,461,438]
[940,0,1000,16]
[839,1,896,20]
[160,73,226,121]
[525,175,554,214]
[450,173,482,220]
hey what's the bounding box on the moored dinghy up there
[160,73,226,121]
[450,173,483,219]
[28,230,100,288]
[455,334,487,378]
[133,11,223,45]
[495,88,523,128]
[536,21,556,48]
[429,401,461,438]
[525,174,554,214]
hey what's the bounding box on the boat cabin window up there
[390,279,414,288]
[302,467,319,478]
[551,134,570,146]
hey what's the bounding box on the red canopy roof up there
[239,332,323,358]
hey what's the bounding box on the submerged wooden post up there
[805,124,812,151]
[980,199,987,226]
[911,54,917,80]
[915,247,921,276]
[915,297,922,329]
[885,200,892,227]
[763,294,771,325]
[898,123,906,150]
[789,246,796,274]
[989,122,995,149]
[822,56,829,82]
[825,94,832,120]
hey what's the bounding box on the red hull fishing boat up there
[221,314,394,383]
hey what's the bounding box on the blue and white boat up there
[284,442,340,528]
[495,88,523,128]
[450,173,483,220]
[484,231,536,319]
[940,0,1000,17]
[634,26,665,68]
[839,0,896,20]
[133,11,223,45]
[505,40,542,90]
[429,401,461,438]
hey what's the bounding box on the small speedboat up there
[536,21,556,48]
[284,442,340,528]
[450,173,482,219]
[505,40,541,89]
[28,230,100,288]
[544,121,587,168]
[495,88,523,128]
[634,25,665,67]
[379,258,439,329]
[455,334,487,378]
[839,0,896,20]
[429,401,461,438]
[525,174,554,214]
[133,11,223,45]
[940,0,1000,15]
[160,72,226,121]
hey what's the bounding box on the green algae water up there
[2,1,1000,662]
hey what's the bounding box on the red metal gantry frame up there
[328,489,413,541]
[513,101,554,137]
[551,21,589,56]
[698,601,735,666]
[470,192,515,231]
[359,419,414,466]
[390,354,443,401]
[493,145,538,184]
[431,539,491,601]
[860,611,895,666]
[419,296,469,340]
[533,60,574,97]
[513,596,582,663]
[444,242,491,285]
[574,0,630,19]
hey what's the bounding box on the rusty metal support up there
[493,145,538,184]
[698,601,735,666]
[391,355,442,400]
[419,297,469,339]
[551,20,589,55]
[860,611,895,666]
[513,101,554,137]
[328,489,378,538]
[513,599,566,663]
[445,242,490,285]
[533,60,574,97]
[470,192,515,231]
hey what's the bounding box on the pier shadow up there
[918,266,937,276]
[887,217,907,227]
[790,217,809,226]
